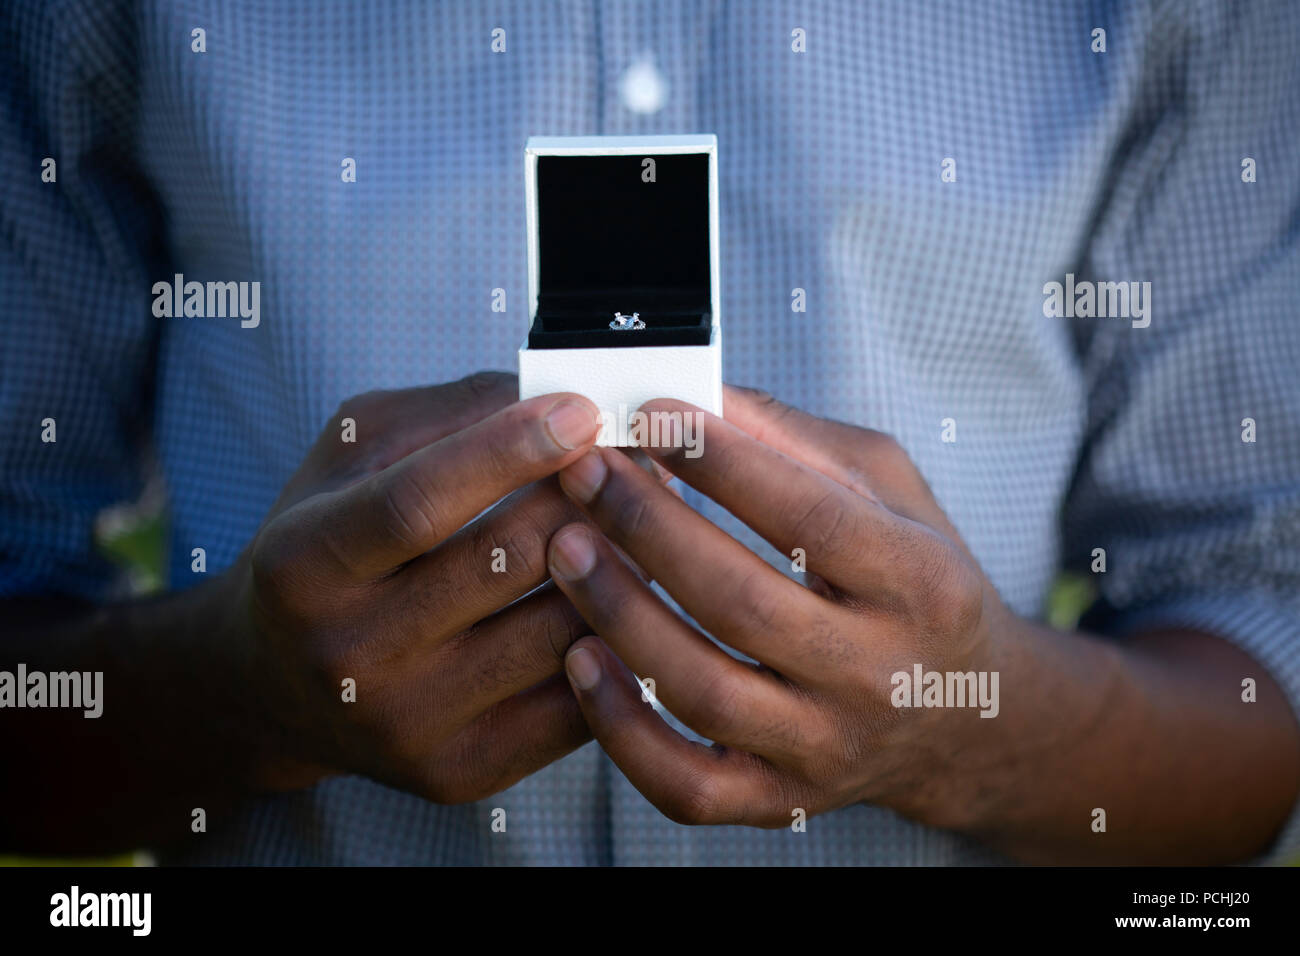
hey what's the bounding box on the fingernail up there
[566,646,601,691]
[550,527,597,580]
[559,449,608,503]
[545,400,599,451]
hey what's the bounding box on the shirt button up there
[619,54,668,115]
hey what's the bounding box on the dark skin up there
[4,376,1296,862]
[1,372,615,854]
[548,386,1300,864]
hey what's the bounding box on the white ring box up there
[518,135,722,446]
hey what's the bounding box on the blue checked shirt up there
[3,1,1299,864]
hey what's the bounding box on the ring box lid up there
[525,135,720,349]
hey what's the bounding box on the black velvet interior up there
[530,153,711,349]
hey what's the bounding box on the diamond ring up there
[610,312,646,331]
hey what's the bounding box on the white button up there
[619,55,668,115]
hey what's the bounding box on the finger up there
[426,673,591,804]
[397,459,675,637]
[638,398,928,594]
[330,371,522,473]
[548,522,825,754]
[431,585,589,730]
[721,384,945,528]
[563,637,791,827]
[304,393,602,581]
[555,446,834,675]
[397,477,588,636]
[283,372,521,506]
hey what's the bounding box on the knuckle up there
[850,427,904,465]
[734,569,787,640]
[482,403,544,474]
[864,428,904,457]
[761,773,813,828]
[418,760,474,805]
[609,487,656,542]
[250,516,314,608]
[939,559,985,637]
[540,604,583,664]
[860,431,923,500]
[418,750,480,806]
[478,517,547,585]
[468,609,574,697]
[404,564,458,627]
[311,631,374,691]
[749,785,799,829]
[418,778,455,805]
[746,387,784,414]
[691,670,748,743]
[332,396,359,423]
[754,807,793,829]
[449,709,503,797]
[748,388,799,437]
[427,769,485,805]
[912,537,982,636]
[353,433,406,477]
[311,393,403,482]
[791,489,858,560]
[335,389,385,423]
[666,770,725,826]
[460,370,513,400]
[379,469,442,550]
[793,712,839,767]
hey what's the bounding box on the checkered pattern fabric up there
[2,0,1298,864]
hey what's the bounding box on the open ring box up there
[518,135,722,446]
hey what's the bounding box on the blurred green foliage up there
[9,514,1291,867]
[1047,572,1096,631]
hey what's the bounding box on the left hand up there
[546,385,1011,828]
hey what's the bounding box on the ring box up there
[518,134,722,445]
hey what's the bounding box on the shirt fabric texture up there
[2,0,1299,865]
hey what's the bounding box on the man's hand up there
[232,372,605,801]
[2,372,607,852]
[543,384,995,827]
[544,386,1299,863]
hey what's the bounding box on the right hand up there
[216,372,605,803]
